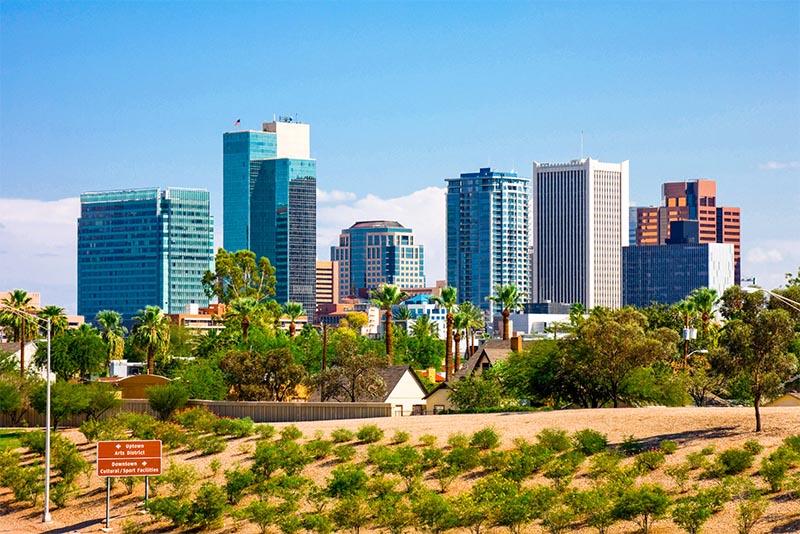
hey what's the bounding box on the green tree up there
[95,309,127,375]
[37,305,68,337]
[314,333,387,402]
[394,306,412,332]
[146,382,189,421]
[202,248,277,304]
[226,297,266,341]
[132,305,171,375]
[370,284,409,364]
[431,286,458,379]
[720,289,797,431]
[613,484,670,534]
[219,346,305,401]
[35,323,106,380]
[487,284,524,341]
[31,381,90,430]
[448,368,506,411]
[283,302,306,338]
[0,289,36,378]
[688,287,719,338]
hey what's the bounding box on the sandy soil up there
[1,406,799,534]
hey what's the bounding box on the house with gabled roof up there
[423,337,525,413]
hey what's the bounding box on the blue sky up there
[1,1,798,313]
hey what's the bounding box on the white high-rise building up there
[531,158,629,309]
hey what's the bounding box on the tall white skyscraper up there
[531,158,629,309]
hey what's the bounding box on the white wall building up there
[531,158,629,309]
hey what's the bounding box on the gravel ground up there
[1,406,799,534]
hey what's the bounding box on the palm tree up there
[394,306,412,332]
[0,289,35,378]
[410,313,437,339]
[132,306,171,375]
[370,284,409,364]
[458,301,484,357]
[688,287,719,337]
[487,284,524,340]
[452,310,470,373]
[96,310,127,376]
[225,297,262,341]
[569,302,587,326]
[38,305,68,337]
[282,302,305,337]
[431,286,458,380]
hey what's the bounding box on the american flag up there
[234,119,241,127]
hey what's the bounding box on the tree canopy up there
[202,248,277,304]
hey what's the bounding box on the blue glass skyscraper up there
[223,119,317,313]
[446,168,530,316]
[77,188,214,325]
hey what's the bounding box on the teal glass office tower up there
[77,188,214,325]
[223,119,317,313]
[331,221,425,299]
[446,168,530,316]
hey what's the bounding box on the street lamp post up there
[0,305,52,523]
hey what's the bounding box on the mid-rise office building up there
[77,188,213,325]
[531,158,629,309]
[223,118,317,312]
[315,260,340,311]
[331,221,425,299]
[634,179,741,284]
[446,168,530,315]
[623,242,734,308]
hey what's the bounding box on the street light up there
[0,304,52,523]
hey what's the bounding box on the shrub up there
[146,383,189,421]
[666,462,692,493]
[708,448,755,477]
[305,439,334,460]
[419,434,437,447]
[784,434,800,453]
[252,439,311,479]
[191,434,227,456]
[634,450,666,473]
[445,446,481,472]
[613,483,670,534]
[280,424,304,441]
[659,439,678,454]
[214,417,255,438]
[572,429,608,455]
[333,444,356,463]
[174,406,219,433]
[760,454,791,492]
[147,496,191,527]
[587,451,623,481]
[447,432,470,449]
[686,451,710,470]
[736,494,767,534]
[50,480,77,508]
[620,435,644,456]
[152,421,188,449]
[331,428,355,443]
[160,461,198,499]
[122,476,139,495]
[504,442,556,482]
[121,519,144,534]
[224,466,254,504]
[189,482,227,529]
[743,440,764,456]
[356,424,384,444]
[470,427,501,450]
[119,413,158,439]
[256,423,277,440]
[2,465,44,506]
[543,451,585,489]
[82,382,123,420]
[672,493,715,534]
[421,446,444,471]
[537,427,571,452]
[391,430,411,445]
[79,418,127,442]
[52,438,90,485]
[326,464,369,498]
[480,450,509,472]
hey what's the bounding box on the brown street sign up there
[97,440,162,477]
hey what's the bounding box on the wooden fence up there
[0,400,392,428]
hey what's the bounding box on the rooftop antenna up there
[580,130,584,160]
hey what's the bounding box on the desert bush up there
[256,423,277,440]
[192,434,227,456]
[470,427,501,450]
[78,417,127,442]
[333,444,356,463]
[121,519,144,534]
[50,480,77,508]
[686,451,711,470]
[419,433,437,447]
[122,476,139,495]
[706,447,755,477]
[146,382,189,421]
[446,431,470,449]
[760,451,792,492]
[356,424,384,443]
[541,503,577,534]
[736,493,767,534]
[2,465,43,506]
[152,421,188,449]
[672,493,715,534]
[659,439,678,454]
[147,497,191,527]
[587,451,623,481]
[82,382,123,420]
[52,438,90,485]
[214,416,255,438]
[613,483,670,534]
[253,439,311,479]
[161,460,198,499]
[537,427,571,452]
[480,450,509,472]
[421,446,444,471]
[504,442,556,482]
[570,488,617,533]
[572,429,608,455]
[280,424,304,441]
[189,482,227,529]
[331,428,355,443]
[411,489,459,534]
[174,406,219,433]
[445,446,481,473]
[305,439,334,460]
[666,462,692,493]
[367,444,391,466]
[224,466,254,504]
[543,451,585,490]
[118,412,158,439]
[620,435,644,456]
[743,439,764,456]
[327,464,369,498]
[0,449,21,479]
[784,434,800,453]
[391,430,411,445]
[634,450,666,473]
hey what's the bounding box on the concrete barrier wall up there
[0,399,391,428]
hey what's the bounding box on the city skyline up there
[1,1,798,312]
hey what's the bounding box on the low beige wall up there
[0,399,391,428]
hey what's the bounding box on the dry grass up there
[2,406,799,534]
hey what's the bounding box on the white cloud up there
[316,188,357,203]
[746,247,784,264]
[0,198,80,312]
[317,187,447,284]
[744,240,800,290]
[758,161,800,170]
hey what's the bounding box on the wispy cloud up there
[758,161,800,170]
[317,188,357,203]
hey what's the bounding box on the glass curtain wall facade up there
[331,221,425,299]
[78,188,213,325]
[446,168,530,315]
[223,121,317,314]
